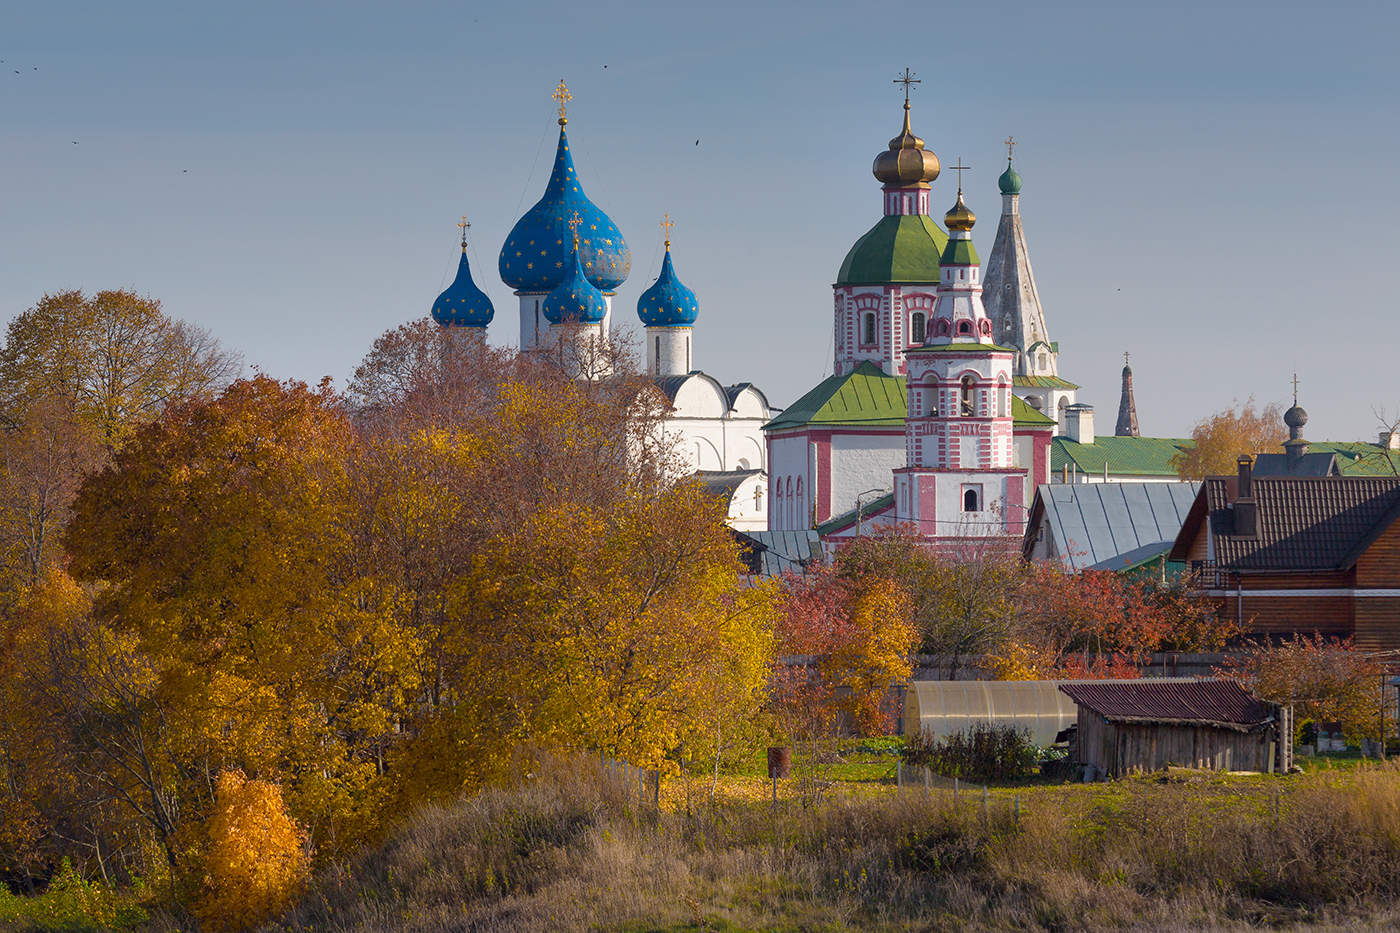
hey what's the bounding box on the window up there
[936,318,951,337]
[960,375,976,416]
[962,485,983,512]
[654,336,661,374]
[957,320,972,336]
[911,312,926,344]
[1038,352,1047,369]
[862,313,876,346]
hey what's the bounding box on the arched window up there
[960,375,976,416]
[936,318,951,337]
[963,486,981,512]
[862,313,876,346]
[957,320,972,336]
[911,312,926,344]
[980,320,992,335]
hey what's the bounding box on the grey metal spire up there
[1115,353,1140,437]
[982,155,1057,378]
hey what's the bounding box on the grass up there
[256,753,1400,933]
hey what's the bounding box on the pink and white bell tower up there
[894,174,1027,547]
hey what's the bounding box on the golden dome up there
[944,190,976,232]
[872,101,940,188]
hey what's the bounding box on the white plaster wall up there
[725,472,768,532]
[830,433,905,519]
[934,470,1007,537]
[647,327,692,377]
[768,433,810,530]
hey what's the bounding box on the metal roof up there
[735,529,823,577]
[694,470,761,503]
[1058,680,1272,730]
[1253,452,1339,477]
[1051,435,1193,477]
[1185,476,1400,571]
[1029,481,1201,572]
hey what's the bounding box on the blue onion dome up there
[431,233,495,327]
[637,242,699,327]
[542,243,608,325]
[499,126,631,293]
[998,158,1022,195]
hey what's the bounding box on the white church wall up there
[768,433,810,530]
[830,433,905,520]
[725,473,768,532]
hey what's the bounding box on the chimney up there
[1065,403,1095,445]
[1234,454,1257,537]
[1381,430,1400,451]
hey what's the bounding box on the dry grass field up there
[247,753,1400,933]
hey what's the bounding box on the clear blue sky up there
[2,0,1397,439]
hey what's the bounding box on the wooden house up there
[1167,458,1400,649]
[1059,680,1291,777]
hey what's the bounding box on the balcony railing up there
[1187,560,1229,589]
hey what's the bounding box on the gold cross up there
[553,79,572,124]
[458,215,469,246]
[660,212,675,247]
[948,157,971,191]
[567,210,583,248]
[894,67,920,103]
[1005,135,1016,160]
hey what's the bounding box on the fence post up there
[1014,794,1020,828]
[953,777,959,801]
[896,759,901,787]
[924,765,930,799]
[982,785,988,822]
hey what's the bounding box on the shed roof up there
[1025,481,1201,571]
[1058,680,1272,730]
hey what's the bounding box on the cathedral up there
[427,76,1172,547]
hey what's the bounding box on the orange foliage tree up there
[1219,635,1384,742]
[196,770,308,932]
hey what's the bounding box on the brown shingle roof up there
[1058,680,1272,730]
[1201,476,1400,571]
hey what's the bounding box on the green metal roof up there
[836,214,948,286]
[764,361,906,431]
[1308,442,1400,477]
[911,342,1019,354]
[1012,394,1055,426]
[1014,374,1080,390]
[816,492,894,536]
[1051,435,1193,477]
[766,361,1055,432]
[940,237,979,266]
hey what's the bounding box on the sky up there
[2,0,1398,440]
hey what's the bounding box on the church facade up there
[765,92,1061,545]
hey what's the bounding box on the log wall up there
[1076,711,1282,776]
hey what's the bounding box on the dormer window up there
[957,320,972,336]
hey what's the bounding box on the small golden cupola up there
[944,189,976,232]
[872,70,940,188]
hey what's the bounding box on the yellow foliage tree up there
[196,770,308,932]
[1172,398,1285,479]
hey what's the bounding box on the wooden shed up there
[1058,680,1291,777]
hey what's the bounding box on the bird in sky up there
[695,139,699,146]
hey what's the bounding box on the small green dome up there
[836,214,948,286]
[998,159,1022,195]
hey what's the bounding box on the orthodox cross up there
[660,212,675,247]
[894,67,920,103]
[1005,135,1016,160]
[458,215,469,247]
[948,157,971,192]
[567,210,583,248]
[1123,350,1130,366]
[1292,372,1300,405]
[553,79,572,123]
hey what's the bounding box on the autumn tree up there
[0,290,239,446]
[1220,636,1384,743]
[774,565,916,737]
[196,770,308,932]
[1171,398,1285,479]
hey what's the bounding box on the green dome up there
[836,214,948,286]
[998,159,1022,195]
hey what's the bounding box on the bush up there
[902,723,1038,782]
